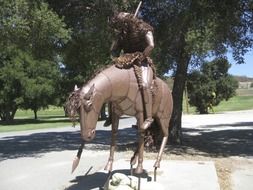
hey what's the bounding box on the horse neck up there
[87,72,113,113]
[87,66,130,112]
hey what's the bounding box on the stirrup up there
[142,118,154,130]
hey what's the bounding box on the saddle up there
[113,52,157,91]
[113,52,152,69]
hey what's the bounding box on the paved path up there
[0,118,137,190]
[0,110,253,190]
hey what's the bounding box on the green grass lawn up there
[213,96,253,112]
[0,118,72,132]
[183,95,253,114]
[15,106,65,118]
[0,107,73,132]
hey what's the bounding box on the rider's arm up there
[143,31,154,57]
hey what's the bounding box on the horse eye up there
[84,101,92,112]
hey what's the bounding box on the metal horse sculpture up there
[67,63,173,175]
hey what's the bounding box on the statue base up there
[101,159,220,190]
[108,172,164,190]
[78,159,220,190]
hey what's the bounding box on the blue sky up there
[228,51,253,77]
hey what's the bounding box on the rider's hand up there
[137,52,145,62]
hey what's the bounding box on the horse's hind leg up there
[104,112,119,171]
[130,120,140,168]
[154,136,168,168]
[153,118,169,169]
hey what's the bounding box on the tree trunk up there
[63,106,68,117]
[169,50,190,145]
[34,109,38,120]
[11,108,17,120]
[199,107,208,114]
[0,107,17,122]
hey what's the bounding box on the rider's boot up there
[103,116,112,127]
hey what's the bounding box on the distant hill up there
[233,75,253,82]
[233,75,253,89]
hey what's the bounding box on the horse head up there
[78,84,98,141]
[66,84,98,141]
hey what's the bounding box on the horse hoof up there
[134,166,143,174]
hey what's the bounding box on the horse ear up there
[85,84,95,99]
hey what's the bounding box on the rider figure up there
[110,12,155,129]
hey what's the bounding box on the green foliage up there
[0,48,61,120]
[45,0,139,102]
[0,0,71,58]
[142,0,253,71]
[19,52,61,117]
[0,48,24,121]
[140,0,253,143]
[187,58,238,114]
[0,0,71,121]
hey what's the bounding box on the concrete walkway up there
[232,161,253,190]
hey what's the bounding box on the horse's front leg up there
[104,112,119,172]
[135,113,145,174]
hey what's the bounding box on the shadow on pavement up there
[1,120,252,161]
[67,171,108,190]
[168,121,253,157]
[0,128,137,161]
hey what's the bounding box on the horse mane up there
[65,88,82,126]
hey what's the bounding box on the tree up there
[20,54,61,119]
[46,0,139,104]
[141,0,253,144]
[187,58,238,114]
[0,0,70,121]
[0,48,25,121]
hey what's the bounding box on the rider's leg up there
[141,64,153,130]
